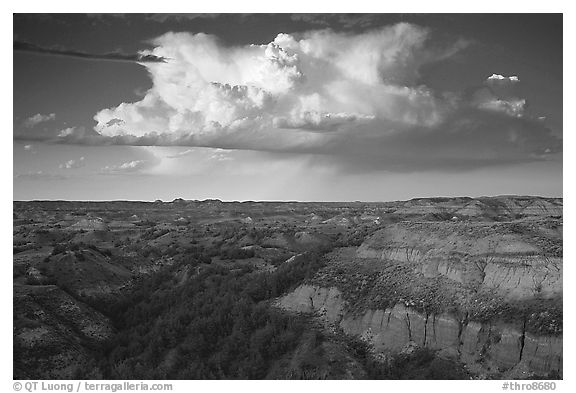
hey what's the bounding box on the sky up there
[13,13,563,201]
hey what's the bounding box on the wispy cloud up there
[290,14,378,29]
[14,171,66,180]
[144,13,220,23]
[14,40,168,63]
[166,149,195,159]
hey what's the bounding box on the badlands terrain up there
[13,196,562,379]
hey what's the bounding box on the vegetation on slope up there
[95,249,328,379]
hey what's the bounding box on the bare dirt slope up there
[277,197,562,379]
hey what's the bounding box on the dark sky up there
[13,14,562,201]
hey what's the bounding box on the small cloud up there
[59,156,85,169]
[23,113,56,128]
[23,144,36,154]
[475,97,526,117]
[487,74,520,82]
[210,148,233,162]
[101,160,148,174]
[58,127,76,137]
[57,126,103,143]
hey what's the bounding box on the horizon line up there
[12,194,563,204]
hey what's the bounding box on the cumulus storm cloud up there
[50,23,560,170]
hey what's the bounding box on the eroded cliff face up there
[277,284,562,378]
[356,221,562,300]
[277,215,562,378]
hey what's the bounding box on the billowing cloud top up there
[39,24,561,171]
